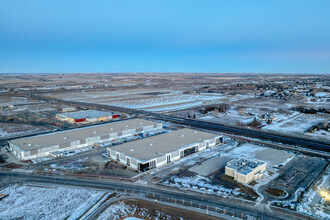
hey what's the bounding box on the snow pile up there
[0,184,105,220]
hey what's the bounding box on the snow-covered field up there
[262,113,329,140]
[0,184,107,220]
[97,202,172,220]
[198,106,329,141]
[0,96,39,106]
[107,94,224,109]
[0,123,51,139]
[47,90,226,112]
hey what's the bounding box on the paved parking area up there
[260,155,328,202]
[255,148,292,166]
[189,156,231,176]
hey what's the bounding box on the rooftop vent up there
[150,143,153,146]
[28,144,31,146]
[63,137,66,139]
[181,134,184,137]
[130,149,134,152]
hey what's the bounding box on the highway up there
[0,171,313,220]
[32,94,330,153]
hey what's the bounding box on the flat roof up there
[58,110,115,119]
[110,128,220,161]
[9,119,158,151]
[226,158,265,175]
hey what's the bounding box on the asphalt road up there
[32,94,330,153]
[0,171,312,220]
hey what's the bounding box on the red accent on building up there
[112,115,119,119]
[74,118,86,122]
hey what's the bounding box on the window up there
[116,153,120,161]
[183,146,196,157]
[127,157,130,166]
[150,160,156,168]
[166,155,171,163]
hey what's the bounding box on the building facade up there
[108,128,223,171]
[8,119,162,161]
[225,158,266,184]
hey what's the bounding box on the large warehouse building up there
[56,110,119,123]
[8,119,162,161]
[107,128,223,171]
[225,158,266,184]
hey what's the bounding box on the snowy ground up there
[0,96,39,106]
[262,113,329,141]
[297,166,330,219]
[97,201,172,220]
[0,123,51,139]
[162,175,235,198]
[0,103,56,115]
[0,184,107,220]
[47,89,227,113]
[198,108,329,141]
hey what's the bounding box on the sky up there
[0,1,330,74]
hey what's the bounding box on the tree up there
[251,117,261,127]
[187,113,191,118]
[193,114,196,119]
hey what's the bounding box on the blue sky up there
[0,1,330,73]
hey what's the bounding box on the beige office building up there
[225,158,266,184]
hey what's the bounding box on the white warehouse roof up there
[110,128,221,161]
[9,119,159,151]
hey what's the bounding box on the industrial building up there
[8,119,162,161]
[225,158,266,184]
[107,128,223,171]
[56,110,119,123]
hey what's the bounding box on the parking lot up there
[260,155,328,202]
